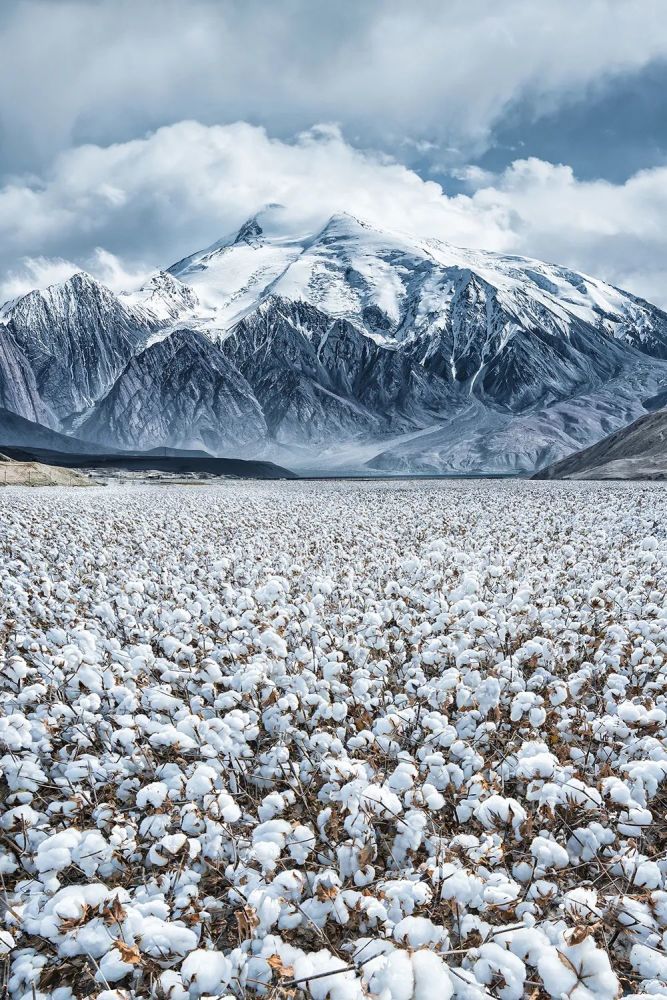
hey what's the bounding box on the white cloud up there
[467,158,667,303]
[0,121,513,272]
[0,249,152,302]
[0,121,666,308]
[0,257,82,302]
[1,0,667,173]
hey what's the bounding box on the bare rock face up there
[1,208,667,469]
[77,329,266,453]
[533,407,667,480]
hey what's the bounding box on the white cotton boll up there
[563,887,601,920]
[136,781,169,809]
[290,950,359,1000]
[387,759,417,793]
[354,865,375,887]
[528,705,546,727]
[411,950,453,1000]
[483,881,521,910]
[287,825,316,863]
[135,916,198,959]
[361,784,403,817]
[393,915,443,948]
[474,795,526,837]
[258,791,286,821]
[72,830,112,876]
[258,629,287,658]
[516,750,558,779]
[626,859,661,890]
[148,833,189,866]
[617,701,643,723]
[207,791,241,823]
[96,947,137,983]
[542,938,619,1000]
[365,949,414,1000]
[0,714,33,751]
[475,677,501,715]
[35,828,81,875]
[630,942,667,980]
[252,819,290,872]
[474,942,526,1000]
[255,577,288,605]
[185,765,217,800]
[159,971,189,1000]
[71,628,98,658]
[422,782,446,810]
[530,836,569,870]
[180,949,232,996]
[538,945,578,997]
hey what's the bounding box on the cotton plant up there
[0,479,666,998]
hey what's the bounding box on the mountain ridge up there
[533,406,667,480]
[1,208,667,472]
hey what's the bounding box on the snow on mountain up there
[0,272,155,428]
[1,207,667,470]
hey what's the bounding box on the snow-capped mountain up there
[1,206,667,472]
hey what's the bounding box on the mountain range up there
[1,206,667,473]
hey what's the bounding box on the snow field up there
[1,479,667,999]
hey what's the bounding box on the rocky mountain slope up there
[0,407,113,453]
[534,406,667,479]
[1,207,667,472]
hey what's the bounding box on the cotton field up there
[2,480,667,1000]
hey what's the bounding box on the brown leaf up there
[358,843,374,866]
[354,709,372,732]
[267,953,294,978]
[235,905,260,939]
[315,883,339,901]
[101,896,127,925]
[565,925,592,945]
[59,903,91,931]
[114,940,141,966]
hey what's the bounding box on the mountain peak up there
[318,212,375,236]
[233,217,264,246]
[232,203,286,246]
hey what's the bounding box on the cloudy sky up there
[1,0,667,303]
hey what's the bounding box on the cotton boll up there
[258,629,287,658]
[563,887,601,921]
[393,915,443,948]
[630,942,667,980]
[96,946,138,983]
[411,950,453,1000]
[474,795,526,838]
[185,765,217,800]
[159,971,189,1000]
[474,942,526,1000]
[287,824,316,863]
[530,836,569,871]
[365,949,414,1000]
[72,830,113,876]
[136,781,169,809]
[0,714,33,751]
[181,949,232,996]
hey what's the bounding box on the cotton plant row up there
[1,480,667,1000]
